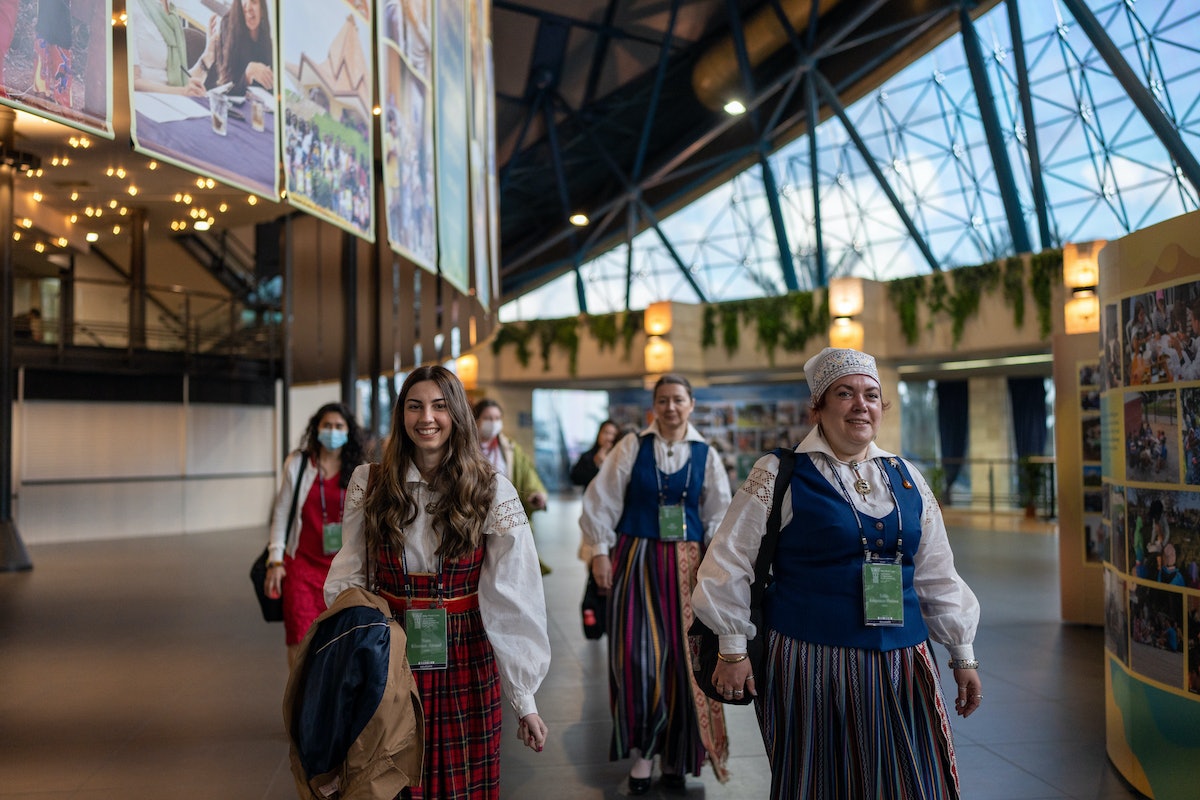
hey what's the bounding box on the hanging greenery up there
[1002,256,1026,329]
[488,248,1066,374]
[1029,249,1064,339]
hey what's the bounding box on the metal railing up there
[909,456,1057,518]
[12,276,281,361]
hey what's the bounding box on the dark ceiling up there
[492,0,998,303]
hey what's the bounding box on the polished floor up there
[0,494,1145,799]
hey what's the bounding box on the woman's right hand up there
[591,554,612,592]
[265,564,285,599]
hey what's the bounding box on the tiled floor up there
[0,495,1145,799]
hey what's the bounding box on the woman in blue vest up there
[581,374,732,795]
[693,347,982,800]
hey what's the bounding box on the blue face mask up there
[318,428,348,451]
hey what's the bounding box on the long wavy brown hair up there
[362,366,496,561]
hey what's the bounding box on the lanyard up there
[317,467,345,525]
[824,454,904,563]
[399,483,444,604]
[654,438,693,506]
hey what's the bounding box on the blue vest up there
[616,435,707,543]
[763,453,929,651]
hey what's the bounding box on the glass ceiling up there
[501,0,1200,321]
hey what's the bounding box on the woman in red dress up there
[264,402,365,666]
[326,366,550,799]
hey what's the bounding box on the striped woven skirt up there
[607,534,706,775]
[756,633,960,800]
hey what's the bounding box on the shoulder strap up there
[749,448,796,611]
[364,463,382,589]
[285,451,308,537]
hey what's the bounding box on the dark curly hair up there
[300,402,364,488]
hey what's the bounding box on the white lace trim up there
[492,496,529,532]
[347,480,367,509]
[743,465,775,509]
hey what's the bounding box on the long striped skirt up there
[756,633,960,800]
[607,535,706,775]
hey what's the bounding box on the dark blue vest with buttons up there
[615,435,707,542]
[763,452,929,651]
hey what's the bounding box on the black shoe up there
[627,774,651,795]
[660,772,687,792]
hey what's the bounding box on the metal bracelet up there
[717,652,749,664]
[947,658,979,670]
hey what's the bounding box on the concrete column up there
[968,376,1013,510]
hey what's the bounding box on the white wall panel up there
[183,476,276,534]
[18,482,185,544]
[22,402,184,481]
[186,404,276,474]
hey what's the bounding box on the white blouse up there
[692,426,980,662]
[579,421,733,558]
[324,463,550,719]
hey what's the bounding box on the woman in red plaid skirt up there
[326,366,551,799]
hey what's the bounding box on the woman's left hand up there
[517,713,547,752]
[952,668,983,718]
[245,61,274,90]
[711,656,757,701]
[527,491,548,511]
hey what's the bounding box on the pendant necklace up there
[849,460,872,499]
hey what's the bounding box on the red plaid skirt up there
[378,543,502,800]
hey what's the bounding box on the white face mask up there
[478,419,503,440]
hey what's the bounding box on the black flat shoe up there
[659,773,686,791]
[627,774,652,795]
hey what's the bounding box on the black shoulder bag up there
[689,448,795,705]
[251,453,308,623]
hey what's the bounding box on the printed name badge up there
[322,522,343,554]
[658,504,687,541]
[862,561,904,627]
[405,607,449,670]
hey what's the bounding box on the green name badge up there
[658,504,687,541]
[322,522,342,555]
[405,607,449,670]
[862,561,904,627]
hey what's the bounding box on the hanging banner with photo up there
[0,0,114,138]
[435,0,468,295]
[127,0,280,199]
[281,0,375,241]
[467,0,493,310]
[378,0,435,271]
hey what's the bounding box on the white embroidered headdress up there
[803,347,879,403]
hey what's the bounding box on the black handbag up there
[581,572,607,639]
[689,448,794,705]
[252,453,307,623]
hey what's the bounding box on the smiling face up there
[814,373,882,461]
[597,422,619,449]
[243,0,262,36]
[403,380,453,470]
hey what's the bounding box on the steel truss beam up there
[1006,0,1052,250]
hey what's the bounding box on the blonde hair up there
[363,366,497,561]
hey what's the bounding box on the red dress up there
[282,469,344,645]
[376,542,502,800]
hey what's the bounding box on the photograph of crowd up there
[380,41,435,268]
[1181,388,1200,485]
[1188,597,1200,695]
[1124,390,1179,483]
[1129,583,1184,689]
[1121,283,1200,387]
[1104,570,1129,666]
[1103,303,1121,390]
[1124,488,1200,588]
[281,0,374,238]
[1107,483,1126,573]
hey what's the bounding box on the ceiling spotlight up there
[372,105,382,116]
[116,168,126,179]
[33,242,44,253]
[196,177,206,188]
[127,185,138,196]
[247,195,258,205]
[32,191,43,202]
[218,202,228,213]
[55,237,67,247]
[86,232,99,242]
[205,178,215,189]
[20,218,32,228]
[569,213,589,227]
[723,99,747,116]
[182,193,192,204]
[112,225,121,235]
[69,191,78,201]
[194,219,211,231]
[109,199,118,208]
[148,160,158,170]
[69,214,78,223]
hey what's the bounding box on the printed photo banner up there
[468,0,494,311]
[0,0,114,139]
[435,0,468,295]
[128,0,280,198]
[378,0,435,271]
[281,0,375,241]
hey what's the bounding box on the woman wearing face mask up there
[264,402,366,666]
[473,398,551,574]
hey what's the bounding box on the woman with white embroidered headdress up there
[693,347,982,800]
